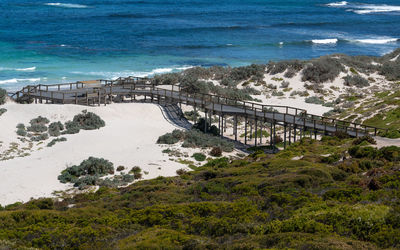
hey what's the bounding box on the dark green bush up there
[379,146,400,162]
[343,75,369,88]
[353,136,376,145]
[192,153,206,162]
[192,118,220,136]
[29,116,50,126]
[380,61,400,81]
[31,133,49,141]
[47,137,67,147]
[27,124,48,133]
[0,108,6,116]
[210,147,222,157]
[58,157,114,184]
[63,121,81,134]
[117,166,125,171]
[72,110,105,130]
[157,129,185,144]
[48,121,64,137]
[305,96,324,105]
[0,88,6,105]
[348,146,378,159]
[302,57,344,83]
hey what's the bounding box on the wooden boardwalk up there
[10,77,387,148]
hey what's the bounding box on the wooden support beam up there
[254,119,258,147]
[234,115,238,141]
[245,116,248,145]
[284,124,287,149]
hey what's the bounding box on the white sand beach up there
[0,102,189,206]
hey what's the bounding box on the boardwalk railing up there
[9,78,388,138]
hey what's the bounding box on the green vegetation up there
[0,108,6,116]
[47,137,67,147]
[157,129,234,152]
[343,75,369,87]
[1,137,400,249]
[302,57,345,83]
[305,96,324,105]
[0,88,6,105]
[192,153,206,162]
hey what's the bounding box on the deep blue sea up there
[1,0,400,90]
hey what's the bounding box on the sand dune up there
[0,102,188,205]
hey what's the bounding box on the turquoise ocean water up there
[0,0,399,90]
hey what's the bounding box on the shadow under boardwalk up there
[158,104,192,130]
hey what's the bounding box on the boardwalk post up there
[75,92,78,105]
[221,115,224,137]
[260,121,262,145]
[250,120,253,140]
[284,123,287,149]
[86,91,89,106]
[98,91,101,106]
[270,122,273,147]
[255,119,258,146]
[273,123,276,149]
[234,115,238,141]
[204,110,207,133]
[218,115,221,134]
[289,124,292,145]
[294,125,297,142]
[245,116,248,145]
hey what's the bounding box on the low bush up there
[210,147,222,157]
[72,110,105,130]
[58,157,114,186]
[305,96,324,105]
[176,168,188,175]
[348,146,378,159]
[48,122,64,137]
[47,137,67,147]
[117,166,125,171]
[0,108,6,116]
[280,81,290,88]
[182,130,234,152]
[343,75,369,88]
[302,57,344,83]
[157,129,185,144]
[31,133,49,142]
[192,118,220,136]
[130,166,142,174]
[63,121,81,134]
[353,136,376,145]
[16,128,27,136]
[0,88,7,105]
[192,153,206,162]
[380,146,400,162]
[27,124,48,133]
[380,61,400,81]
[30,116,50,126]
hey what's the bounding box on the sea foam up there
[0,67,36,72]
[44,3,89,8]
[354,38,399,44]
[311,39,338,44]
[326,1,348,7]
[0,78,40,85]
[351,5,400,14]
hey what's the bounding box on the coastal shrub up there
[16,123,25,130]
[272,90,284,96]
[380,61,400,81]
[184,110,200,121]
[192,118,220,136]
[48,122,64,137]
[98,173,135,188]
[305,96,324,105]
[182,130,234,152]
[210,147,223,157]
[47,137,67,147]
[280,81,290,88]
[130,166,142,174]
[379,146,400,162]
[302,57,344,83]
[157,129,185,144]
[58,157,114,184]
[343,75,369,88]
[176,168,188,175]
[63,121,81,134]
[267,60,304,75]
[30,116,50,126]
[353,136,376,146]
[192,153,206,162]
[117,166,125,171]
[0,88,6,105]
[27,124,48,133]
[16,128,27,137]
[0,108,6,116]
[31,133,49,142]
[348,146,378,159]
[72,110,105,130]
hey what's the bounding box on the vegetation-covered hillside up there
[1,135,400,249]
